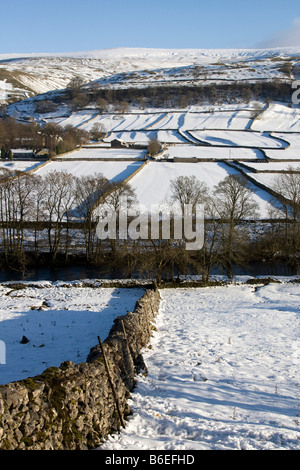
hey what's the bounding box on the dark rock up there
[20,336,30,344]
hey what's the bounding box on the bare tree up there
[272,168,300,253]
[42,171,76,261]
[169,176,223,282]
[96,97,109,113]
[100,181,137,254]
[170,175,208,213]
[0,169,38,273]
[213,174,259,278]
[29,174,47,257]
[103,181,137,213]
[40,122,62,154]
[196,197,222,283]
[115,100,130,114]
[0,168,16,259]
[90,123,106,142]
[74,173,111,261]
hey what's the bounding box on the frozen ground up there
[233,161,300,172]
[251,103,300,132]
[33,159,143,182]
[0,160,44,173]
[101,281,300,450]
[58,147,146,160]
[189,130,286,148]
[0,283,144,385]
[130,161,276,218]
[161,144,263,160]
[264,132,300,160]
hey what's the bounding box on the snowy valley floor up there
[100,281,300,450]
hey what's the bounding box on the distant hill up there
[1,47,299,105]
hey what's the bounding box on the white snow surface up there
[251,103,300,133]
[0,160,44,173]
[1,46,300,62]
[1,46,299,105]
[0,283,144,385]
[33,159,142,182]
[234,161,300,172]
[164,145,263,160]
[58,147,146,160]
[129,161,276,218]
[264,132,300,160]
[100,282,300,450]
[189,130,286,148]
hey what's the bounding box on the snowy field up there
[0,160,44,173]
[189,130,286,148]
[164,145,265,160]
[0,283,144,385]
[101,281,300,450]
[251,103,300,132]
[44,108,257,134]
[130,161,276,218]
[248,172,288,195]
[104,130,189,145]
[264,132,300,160]
[56,112,168,133]
[179,109,255,131]
[58,147,146,160]
[234,161,300,172]
[34,159,142,182]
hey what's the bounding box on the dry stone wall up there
[0,288,160,450]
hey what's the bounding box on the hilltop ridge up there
[1,47,299,104]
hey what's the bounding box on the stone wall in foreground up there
[0,288,160,450]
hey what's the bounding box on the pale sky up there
[1,0,300,54]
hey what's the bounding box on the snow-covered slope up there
[101,282,300,450]
[0,283,144,385]
[0,47,299,104]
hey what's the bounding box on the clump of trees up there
[167,173,260,281]
[153,171,300,282]
[259,167,300,260]
[147,138,162,157]
[0,117,43,150]
[0,117,90,158]
[74,79,292,111]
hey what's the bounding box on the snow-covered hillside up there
[128,161,276,219]
[1,46,299,103]
[1,46,300,452]
[2,47,300,223]
[6,100,300,219]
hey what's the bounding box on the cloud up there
[257,17,300,48]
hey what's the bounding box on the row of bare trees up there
[167,173,260,281]
[0,168,299,281]
[150,171,300,282]
[263,169,300,260]
[0,168,134,271]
